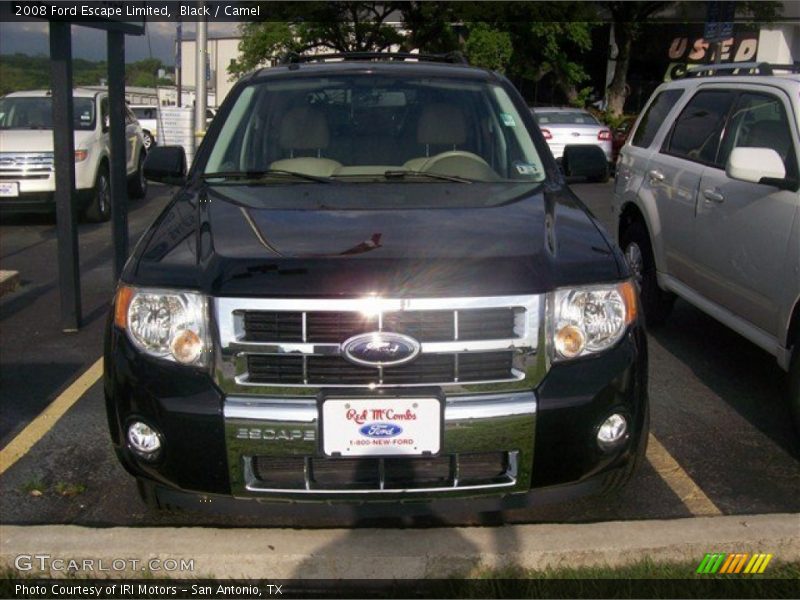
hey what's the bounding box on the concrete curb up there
[0,270,20,298]
[1,513,799,578]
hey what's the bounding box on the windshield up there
[204,74,546,184]
[534,111,600,126]
[0,96,96,131]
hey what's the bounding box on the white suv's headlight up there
[114,286,209,367]
[550,281,638,361]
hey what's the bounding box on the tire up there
[142,131,154,150]
[85,165,111,223]
[602,401,650,495]
[128,153,148,199]
[790,348,800,435]
[620,220,674,327]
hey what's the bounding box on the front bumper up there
[105,319,648,506]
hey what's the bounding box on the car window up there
[205,74,546,184]
[100,97,109,130]
[132,107,156,120]
[664,89,735,165]
[631,89,684,148]
[717,91,798,179]
[534,111,599,125]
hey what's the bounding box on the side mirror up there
[143,146,187,186]
[102,116,110,132]
[562,145,609,181]
[726,147,786,186]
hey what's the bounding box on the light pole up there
[195,4,207,141]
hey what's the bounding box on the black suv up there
[105,54,648,512]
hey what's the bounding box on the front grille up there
[250,452,514,491]
[0,153,54,178]
[218,295,539,390]
[246,351,513,386]
[241,308,514,343]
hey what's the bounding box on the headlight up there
[550,281,637,361]
[114,286,209,367]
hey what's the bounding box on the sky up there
[0,21,240,64]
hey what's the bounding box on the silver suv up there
[613,65,800,430]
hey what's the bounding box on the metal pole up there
[176,21,182,106]
[195,11,207,138]
[107,30,129,280]
[49,21,81,332]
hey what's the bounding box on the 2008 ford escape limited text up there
[104,53,648,513]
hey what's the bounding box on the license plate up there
[0,182,19,197]
[322,397,441,457]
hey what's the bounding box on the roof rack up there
[682,62,800,77]
[278,51,469,66]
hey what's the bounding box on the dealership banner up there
[3,577,800,599]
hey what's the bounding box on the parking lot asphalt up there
[0,181,798,528]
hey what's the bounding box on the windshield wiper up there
[202,169,333,183]
[382,170,473,183]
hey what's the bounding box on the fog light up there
[597,413,628,449]
[127,421,162,458]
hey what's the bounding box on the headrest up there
[742,120,791,159]
[417,103,467,146]
[279,106,329,150]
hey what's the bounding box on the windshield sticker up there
[513,162,539,176]
[500,112,516,127]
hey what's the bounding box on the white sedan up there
[531,107,612,164]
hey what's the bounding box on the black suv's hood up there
[130,183,623,297]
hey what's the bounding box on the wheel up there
[142,131,154,150]
[84,165,111,222]
[128,153,148,199]
[790,348,800,434]
[620,220,674,327]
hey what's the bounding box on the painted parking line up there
[646,433,722,516]
[0,357,103,476]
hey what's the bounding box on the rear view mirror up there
[562,145,609,181]
[727,147,786,185]
[143,146,187,186]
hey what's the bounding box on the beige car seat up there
[270,106,341,177]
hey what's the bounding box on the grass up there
[53,482,87,497]
[19,478,45,496]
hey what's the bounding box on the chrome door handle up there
[703,188,725,203]
[648,169,665,184]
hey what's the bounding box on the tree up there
[458,3,599,105]
[603,2,673,117]
[464,23,512,73]
[228,1,409,78]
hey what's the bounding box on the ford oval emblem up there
[359,422,403,438]
[342,331,421,367]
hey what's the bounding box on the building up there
[178,36,241,107]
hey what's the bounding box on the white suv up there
[130,104,158,149]
[0,89,147,222]
[613,65,800,429]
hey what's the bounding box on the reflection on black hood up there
[130,182,622,297]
